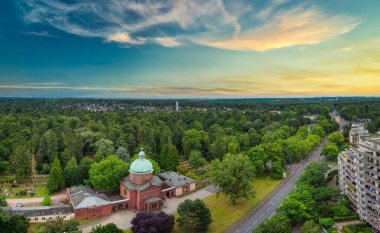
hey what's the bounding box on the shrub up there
[332,204,351,217]
[91,223,123,233]
[131,211,174,233]
[176,164,189,175]
[185,172,198,180]
[332,214,359,222]
[319,218,335,231]
[41,196,51,206]
[342,223,372,233]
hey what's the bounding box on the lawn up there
[3,187,49,199]
[173,176,284,233]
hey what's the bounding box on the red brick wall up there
[74,205,113,220]
[66,191,71,204]
[136,186,162,211]
[120,183,138,209]
[130,173,153,185]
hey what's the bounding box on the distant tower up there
[176,101,179,112]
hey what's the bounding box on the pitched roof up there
[122,175,163,191]
[3,205,73,217]
[67,186,111,209]
[144,196,161,204]
[158,171,195,188]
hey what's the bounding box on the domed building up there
[65,150,196,219]
[120,150,163,211]
[120,150,196,212]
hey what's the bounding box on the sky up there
[0,0,379,98]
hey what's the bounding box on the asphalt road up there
[225,138,328,233]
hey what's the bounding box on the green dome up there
[129,151,153,174]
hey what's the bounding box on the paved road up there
[225,138,328,233]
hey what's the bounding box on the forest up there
[2,98,380,232]
[0,98,340,185]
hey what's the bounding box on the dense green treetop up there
[88,155,129,191]
[211,153,256,204]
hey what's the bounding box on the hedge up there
[333,214,359,222]
[41,196,51,206]
[342,223,371,233]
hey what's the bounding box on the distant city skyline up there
[0,0,379,98]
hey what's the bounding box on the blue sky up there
[0,0,379,98]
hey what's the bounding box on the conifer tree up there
[10,144,32,182]
[158,144,179,171]
[63,157,81,186]
[47,156,65,192]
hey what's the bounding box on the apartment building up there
[339,137,380,232]
[349,124,369,144]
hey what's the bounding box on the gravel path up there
[6,190,66,207]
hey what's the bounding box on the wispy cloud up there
[196,7,359,51]
[255,0,290,20]
[23,31,59,38]
[18,0,359,51]
[22,82,65,86]
[0,84,245,97]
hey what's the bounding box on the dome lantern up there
[129,149,153,174]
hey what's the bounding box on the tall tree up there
[246,146,268,175]
[46,156,65,193]
[276,197,309,224]
[94,138,115,161]
[63,157,81,186]
[158,143,179,171]
[182,129,202,158]
[88,155,129,191]
[116,146,130,162]
[79,157,95,183]
[0,196,7,207]
[188,150,206,169]
[211,153,256,204]
[322,143,340,160]
[253,214,292,233]
[327,132,344,148]
[297,162,328,188]
[0,209,29,233]
[177,199,212,233]
[37,129,58,164]
[10,144,32,182]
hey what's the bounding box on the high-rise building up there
[338,137,380,232]
[175,101,179,112]
[349,124,369,144]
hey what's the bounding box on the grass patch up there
[5,187,49,199]
[173,176,284,233]
[78,216,103,225]
[27,223,38,233]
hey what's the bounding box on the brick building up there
[66,186,128,219]
[120,150,196,211]
[66,150,196,219]
[4,205,74,223]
